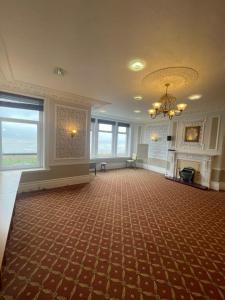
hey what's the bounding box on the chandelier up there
[148,83,187,120]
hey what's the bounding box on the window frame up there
[96,122,114,158]
[90,118,130,159]
[0,105,44,171]
[116,124,129,157]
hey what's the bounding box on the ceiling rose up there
[142,67,199,92]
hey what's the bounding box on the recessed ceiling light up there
[54,67,65,76]
[134,110,141,113]
[100,110,106,113]
[133,95,143,101]
[188,94,202,100]
[128,59,146,71]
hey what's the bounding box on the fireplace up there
[179,167,195,183]
[166,150,216,189]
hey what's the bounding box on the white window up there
[97,120,115,157]
[117,123,129,156]
[91,118,130,158]
[0,92,44,170]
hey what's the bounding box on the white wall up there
[135,110,225,189]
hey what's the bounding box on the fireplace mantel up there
[174,150,219,157]
[166,150,218,188]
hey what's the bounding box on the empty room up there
[0,1,225,299]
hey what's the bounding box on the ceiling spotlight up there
[133,95,143,101]
[54,67,65,76]
[100,110,106,113]
[128,59,146,71]
[134,110,141,113]
[188,94,202,100]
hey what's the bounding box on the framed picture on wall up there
[184,126,201,142]
[180,119,206,149]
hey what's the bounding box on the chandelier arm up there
[148,82,187,120]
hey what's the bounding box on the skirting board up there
[95,162,126,171]
[18,175,90,193]
[210,181,220,191]
[138,164,223,191]
[219,182,225,191]
[137,163,166,175]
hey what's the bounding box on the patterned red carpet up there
[0,169,225,300]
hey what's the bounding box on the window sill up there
[1,167,50,173]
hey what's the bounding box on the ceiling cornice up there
[0,79,110,108]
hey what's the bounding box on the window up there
[97,120,115,157]
[91,118,130,158]
[117,123,129,156]
[0,92,44,170]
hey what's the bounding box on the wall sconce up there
[71,129,77,137]
[151,135,159,142]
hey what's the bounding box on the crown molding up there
[0,79,110,108]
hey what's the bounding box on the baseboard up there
[96,162,126,171]
[137,163,166,175]
[219,182,225,191]
[210,181,220,191]
[18,175,90,193]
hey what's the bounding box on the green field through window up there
[2,154,38,168]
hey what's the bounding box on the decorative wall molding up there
[49,159,90,166]
[54,104,88,160]
[208,115,221,151]
[143,124,169,160]
[18,175,90,193]
[179,119,206,149]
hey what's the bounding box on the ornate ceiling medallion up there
[142,67,199,92]
[143,67,199,120]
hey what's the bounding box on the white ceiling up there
[0,0,225,121]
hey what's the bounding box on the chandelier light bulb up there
[168,110,175,120]
[152,102,162,110]
[148,108,156,115]
[177,103,187,111]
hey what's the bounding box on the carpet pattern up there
[0,169,225,300]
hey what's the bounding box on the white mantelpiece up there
[166,150,217,188]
